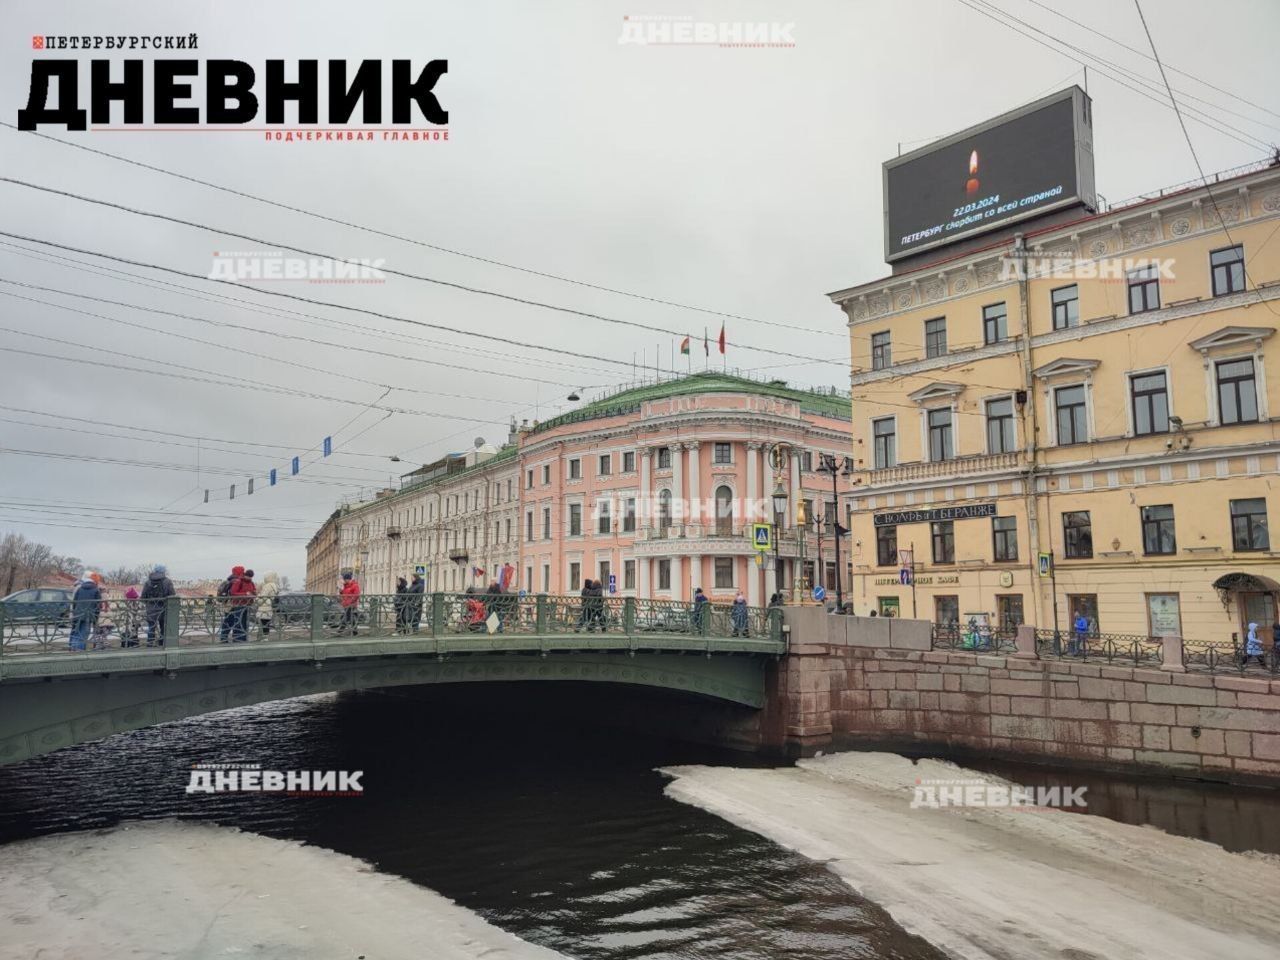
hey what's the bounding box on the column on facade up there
[637,556,649,599]
[747,442,762,609]
[686,441,701,531]
[640,448,653,529]
[671,443,684,529]
[671,556,684,602]
[688,553,703,595]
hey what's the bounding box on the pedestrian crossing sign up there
[752,523,772,552]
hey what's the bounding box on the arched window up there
[658,489,673,530]
[715,485,734,536]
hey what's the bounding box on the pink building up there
[517,373,852,605]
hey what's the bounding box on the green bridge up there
[0,593,785,765]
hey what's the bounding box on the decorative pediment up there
[1032,357,1100,380]
[1187,326,1274,354]
[907,382,965,405]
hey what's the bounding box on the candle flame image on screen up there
[965,149,980,196]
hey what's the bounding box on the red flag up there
[717,323,726,354]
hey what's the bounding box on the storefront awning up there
[1212,572,1280,593]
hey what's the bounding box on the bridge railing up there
[0,594,783,655]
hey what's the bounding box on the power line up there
[0,178,846,367]
[0,119,843,339]
[0,497,322,525]
[0,514,310,542]
[0,503,315,532]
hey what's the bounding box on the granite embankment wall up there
[773,609,1280,787]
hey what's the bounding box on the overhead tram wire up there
[0,515,311,542]
[0,230,688,377]
[975,0,1280,138]
[0,179,845,368]
[0,497,328,525]
[0,278,588,391]
[0,504,316,533]
[0,287,544,406]
[0,242,617,383]
[0,119,842,339]
[1014,0,1280,122]
[951,0,1276,154]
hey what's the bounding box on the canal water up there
[0,686,1275,958]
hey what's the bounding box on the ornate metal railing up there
[0,594,783,655]
[1182,639,1279,675]
[1034,629,1163,666]
[930,622,1018,654]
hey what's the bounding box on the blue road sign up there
[899,568,913,585]
[812,585,827,602]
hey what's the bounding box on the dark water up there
[0,686,944,960]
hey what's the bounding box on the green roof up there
[530,372,850,435]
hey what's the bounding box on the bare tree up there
[102,564,152,586]
[0,532,76,594]
[278,575,292,592]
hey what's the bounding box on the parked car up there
[0,588,72,625]
[635,606,692,633]
[273,593,369,627]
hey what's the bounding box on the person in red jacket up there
[228,566,257,643]
[339,571,361,636]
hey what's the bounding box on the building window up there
[714,557,734,589]
[713,442,732,464]
[1051,284,1078,330]
[992,516,1018,562]
[1055,384,1087,446]
[505,518,511,542]
[657,447,671,469]
[624,559,636,590]
[1130,371,1169,436]
[985,397,1015,454]
[507,479,513,501]
[1216,358,1258,425]
[931,520,955,564]
[542,507,551,540]
[542,464,551,484]
[1210,245,1245,297]
[658,489,673,529]
[927,408,954,462]
[568,458,581,480]
[623,497,636,532]
[569,561,581,588]
[996,595,1024,630]
[1127,265,1160,314]
[1062,511,1093,559]
[1141,504,1177,556]
[526,469,534,489]
[876,525,897,567]
[1230,498,1269,551]
[599,560,611,587]
[715,485,734,536]
[598,454,611,476]
[801,450,813,472]
[873,417,896,469]
[934,595,959,627]
[622,450,635,472]
[568,503,582,536]
[597,500,611,535]
[871,331,891,370]
[924,318,947,358]
[982,303,1007,345]
[541,564,550,593]
[657,559,671,590]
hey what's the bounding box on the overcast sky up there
[1,0,1277,587]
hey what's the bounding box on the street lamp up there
[771,483,787,602]
[817,454,852,613]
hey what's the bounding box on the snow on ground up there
[0,820,567,960]
[662,752,1280,960]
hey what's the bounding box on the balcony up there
[386,526,401,539]
[867,451,1023,487]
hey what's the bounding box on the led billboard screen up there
[883,87,1094,262]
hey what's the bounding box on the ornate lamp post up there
[817,454,852,612]
[771,483,787,602]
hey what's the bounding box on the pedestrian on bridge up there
[141,565,175,647]
[1244,622,1266,668]
[229,568,257,642]
[408,573,425,633]
[730,592,749,637]
[69,573,102,651]
[692,587,709,633]
[395,576,411,634]
[339,571,361,636]
[257,571,281,637]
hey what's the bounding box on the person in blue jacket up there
[70,573,102,651]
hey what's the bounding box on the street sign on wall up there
[752,523,772,552]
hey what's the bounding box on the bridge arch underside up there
[0,653,768,765]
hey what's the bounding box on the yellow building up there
[830,160,1280,643]
[304,508,344,594]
